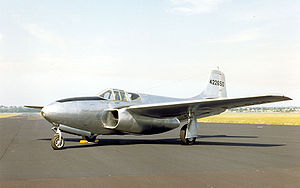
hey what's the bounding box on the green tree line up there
[0,106,40,113]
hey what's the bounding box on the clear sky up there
[0,0,299,106]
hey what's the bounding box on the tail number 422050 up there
[210,80,225,87]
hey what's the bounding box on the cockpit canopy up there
[99,88,141,102]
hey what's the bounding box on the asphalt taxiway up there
[1,113,300,187]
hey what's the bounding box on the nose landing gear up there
[51,127,65,150]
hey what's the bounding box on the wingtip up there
[283,96,293,100]
[284,96,293,101]
[268,95,292,101]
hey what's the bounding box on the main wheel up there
[180,124,196,145]
[82,135,97,142]
[51,134,65,150]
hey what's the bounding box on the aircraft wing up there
[24,105,44,110]
[127,95,291,118]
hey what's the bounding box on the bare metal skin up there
[41,94,182,136]
[25,70,291,150]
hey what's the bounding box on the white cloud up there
[208,29,260,44]
[0,34,3,40]
[167,0,226,15]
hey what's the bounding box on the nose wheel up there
[51,127,65,150]
[51,134,65,150]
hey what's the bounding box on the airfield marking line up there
[0,113,20,119]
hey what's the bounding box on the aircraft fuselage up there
[41,95,183,136]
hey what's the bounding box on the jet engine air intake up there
[101,110,119,129]
[101,109,180,134]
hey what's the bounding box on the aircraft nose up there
[41,107,48,119]
[41,103,59,122]
[41,105,50,121]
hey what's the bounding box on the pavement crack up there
[0,122,21,162]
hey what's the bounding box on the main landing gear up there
[180,111,198,145]
[51,127,65,150]
[180,124,196,145]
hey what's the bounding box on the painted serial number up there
[210,79,225,87]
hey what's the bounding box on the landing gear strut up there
[51,127,65,150]
[180,124,196,145]
[180,111,198,145]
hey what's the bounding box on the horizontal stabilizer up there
[24,105,44,109]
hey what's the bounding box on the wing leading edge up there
[127,95,292,118]
[24,105,44,110]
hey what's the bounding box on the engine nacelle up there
[101,109,180,134]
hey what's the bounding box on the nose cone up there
[41,103,60,122]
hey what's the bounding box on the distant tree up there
[0,105,40,113]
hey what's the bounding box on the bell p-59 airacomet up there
[25,70,291,150]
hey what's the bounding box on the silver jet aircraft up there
[25,70,291,150]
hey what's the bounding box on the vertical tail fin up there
[193,70,227,99]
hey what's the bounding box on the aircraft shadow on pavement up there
[38,134,285,149]
[198,135,258,139]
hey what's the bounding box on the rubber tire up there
[180,124,196,145]
[51,134,65,150]
[82,135,97,142]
